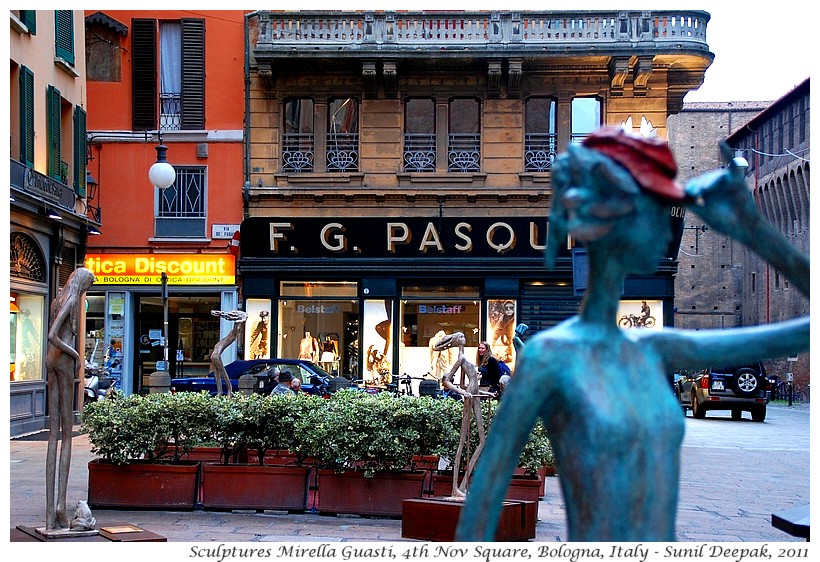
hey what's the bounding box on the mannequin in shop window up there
[299,331,320,362]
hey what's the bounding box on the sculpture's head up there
[546,128,683,274]
[433,331,466,351]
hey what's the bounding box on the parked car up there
[674,363,771,422]
[170,359,332,396]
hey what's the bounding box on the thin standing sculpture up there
[45,267,96,531]
[209,310,248,396]
[456,129,810,542]
[433,332,495,497]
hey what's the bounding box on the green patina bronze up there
[455,131,809,542]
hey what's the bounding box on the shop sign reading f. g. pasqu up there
[239,211,685,261]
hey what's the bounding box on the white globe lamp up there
[148,141,176,189]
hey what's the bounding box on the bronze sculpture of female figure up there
[45,267,96,531]
[456,129,809,542]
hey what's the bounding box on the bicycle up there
[618,314,656,328]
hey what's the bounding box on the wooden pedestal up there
[402,497,537,541]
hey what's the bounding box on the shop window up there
[282,98,315,172]
[403,98,435,172]
[136,296,220,384]
[245,299,272,359]
[154,166,206,238]
[487,299,517,363]
[617,300,663,330]
[448,97,480,172]
[327,97,359,172]
[10,293,45,382]
[524,97,556,172]
[570,96,601,144]
[277,281,358,376]
[362,299,393,385]
[398,284,480,388]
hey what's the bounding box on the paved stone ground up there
[8,403,809,544]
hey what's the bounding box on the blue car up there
[170,358,332,396]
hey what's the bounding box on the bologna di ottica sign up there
[84,253,236,285]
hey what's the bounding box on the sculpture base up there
[12,524,165,542]
[402,497,537,541]
[34,526,99,539]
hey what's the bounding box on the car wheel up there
[691,395,705,419]
[732,368,760,398]
[751,404,766,422]
[731,409,742,421]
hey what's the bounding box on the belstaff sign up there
[85,253,236,285]
[240,217,549,260]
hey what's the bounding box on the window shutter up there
[54,10,74,65]
[180,18,205,130]
[20,10,36,34]
[132,18,157,131]
[74,107,87,197]
[19,67,35,167]
[47,85,62,180]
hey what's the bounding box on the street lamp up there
[149,133,174,372]
[148,133,176,189]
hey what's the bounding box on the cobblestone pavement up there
[8,403,809,545]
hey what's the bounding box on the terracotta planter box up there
[431,471,542,502]
[402,497,537,541]
[317,469,425,517]
[200,463,310,511]
[87,459,199,510]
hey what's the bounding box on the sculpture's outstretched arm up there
[454,374,543,541]
[685,144,809,298]
[641,316,810,372]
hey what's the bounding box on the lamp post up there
[150,133,175,372]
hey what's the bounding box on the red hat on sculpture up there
[582,128,685,201]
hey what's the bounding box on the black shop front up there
[238,215,681,392]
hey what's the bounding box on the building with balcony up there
[240,10,713,387]
[82,10,247,397]
[10,10,93,435]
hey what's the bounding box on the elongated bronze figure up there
[45,267,96,530]
[456,129,809,542]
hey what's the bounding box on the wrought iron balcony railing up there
[524,133,557,172]
[403,134,436,172]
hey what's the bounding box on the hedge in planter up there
[298,392,462,516]
[199,393,318,511]
[81,392,214,509]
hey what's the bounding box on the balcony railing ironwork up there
[282,133,315,172]
[403,133,436,172]
[326,132,359,172]
[524,133,557,172]
[160,92,181,131]
[448,134,481,173]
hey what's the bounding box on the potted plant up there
[302,392,459,517]
[81,391,213,509]
[199,393,316,511]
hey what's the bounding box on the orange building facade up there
[84,10,246,394]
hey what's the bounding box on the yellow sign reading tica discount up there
[84,253,235,285]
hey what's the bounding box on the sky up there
[284,0,812,103]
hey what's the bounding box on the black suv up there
[674,363,771,422]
